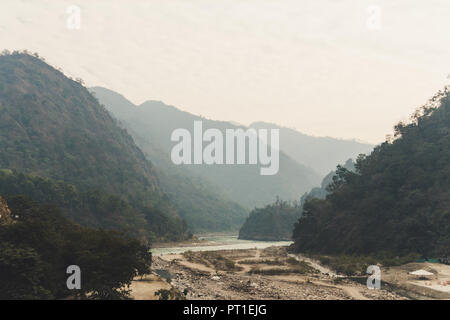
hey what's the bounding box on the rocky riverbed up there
[142,247,406,300]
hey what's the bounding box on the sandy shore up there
[129,246,450,300]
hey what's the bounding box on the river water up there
[151,235,292,256]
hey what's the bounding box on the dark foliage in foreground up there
[0,196,152,300]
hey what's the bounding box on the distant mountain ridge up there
[92,87,322,209]
[91,87,249,231]
[250,122,373,175]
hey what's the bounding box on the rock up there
[0,196,13,225]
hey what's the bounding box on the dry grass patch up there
[183,250,243,272]
[249,260,317,275]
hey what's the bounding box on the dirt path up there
[235,249,260,274]
[160,254,215,273]
[288,254,339,277]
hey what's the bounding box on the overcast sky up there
[1,0,449,143]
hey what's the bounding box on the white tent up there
[409,270,434,277]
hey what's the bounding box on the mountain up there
[92,87,321,209]
[292,88,450,257]
[250,122,373,175]
[91,87,248,232]
[0,52,190,241]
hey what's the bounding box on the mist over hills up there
[250,122,373,175]
[91,87,249,232]
[92,87,322,210]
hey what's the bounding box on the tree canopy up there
[0,196,152,299]
[292,88,450,257]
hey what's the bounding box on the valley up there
[0,51,448,301]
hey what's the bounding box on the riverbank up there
[151,237,209,249]
[132,246,407,300]
[150,235,292,256]
[132,239,450,300]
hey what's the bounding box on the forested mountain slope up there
[0,53,190,241]
[292,88,450,256]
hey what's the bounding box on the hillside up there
[0,53,190,241]
[92,87,321,209]
[0,169,190,241]
[250,122,373,175]
[292,88,450,257]
[238,199,302,241]
[238,160,355,241]
[91,87,248,232]
[299,159,355,205]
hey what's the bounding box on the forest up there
[292,89,450,257]
[239,199,302,241]
[0,52,191,242]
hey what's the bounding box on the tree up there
[0,196,152,299]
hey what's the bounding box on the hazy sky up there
[1,0,449,143]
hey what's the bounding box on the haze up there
[1,0,449,143]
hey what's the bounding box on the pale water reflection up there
[151,235,292,256]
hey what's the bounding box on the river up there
[151,235,292,256]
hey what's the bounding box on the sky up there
[1,0,449,144]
